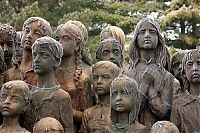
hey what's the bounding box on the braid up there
[74,52,82,89]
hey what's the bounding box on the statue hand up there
[142,67,155,85]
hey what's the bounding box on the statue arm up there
[148,74,173,119]
[60,93,74,133]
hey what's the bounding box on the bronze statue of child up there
[33,117,64,133]
[170,49,200,133]
[106,75,148,133]
[80,61,120,133]
[24,36,74,132]
[0,80,31,133]
[0,23,17,70]
[126,18,174,128]
[96,38,125,71]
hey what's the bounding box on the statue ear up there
[54,57,61,68]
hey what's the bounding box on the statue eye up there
[11,96,20,103]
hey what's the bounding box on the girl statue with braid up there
[55,22,93,132]
[105,75,148,133]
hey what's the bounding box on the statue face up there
[0,32,14,60]
[137,21,158,50]
[58,28,75,57]
[32,44,55,75]
[14,36,23,61]
[93,67,115,95]
[185,52,200,83]
[101,42,122,67]
[22,22,43,50]
[0,87,26,117]
[111,81,132,112]
[171,53,185,80]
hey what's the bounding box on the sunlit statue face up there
[137,20,158,50]
[0,32,14,61]
[0,87,26,117]
[100,41,122,67]
[111,80,133,112]
[22,22,44,51]
[93,67,116,96]
[185,52,200,83]
[32,44,55,75]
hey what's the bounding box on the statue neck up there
[20,49,33,73]
[5,59,12,70]
[2,116,21,129]
[37,71,58,88]
[115,111,129,126]
[98,94,110,104]
[190,83,200,96]
[61,55,76,71]
[139,49,156,62]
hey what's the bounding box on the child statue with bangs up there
[105,75,148,133]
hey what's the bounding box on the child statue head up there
[0,80,31,117]
[92,61,120,98]
[33,117,64,133]
[32,36,63,75]
[100,25,125,50]
[22,17,52,51]
[150,121,180,133]
[110,74,140,127]
[96,38,123,68]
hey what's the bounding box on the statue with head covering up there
[105,75,148,133]
[125,18,174,128]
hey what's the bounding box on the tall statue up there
[150,121,180,133]
[80,61,120,133]
[125,18,174,128]
[0,80,31,133]
[24,37,74,132]
[96,38,124,71]
[4,17,52,85]
[55,22,93,132]
[170,49,200,133]
[106,75,148,133]
[0,23,17,69]
[100,25,129,71]
[33,117,64,133]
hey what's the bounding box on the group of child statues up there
[0,16,199,133]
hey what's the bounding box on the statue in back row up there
[125,18,174,129]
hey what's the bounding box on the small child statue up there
[80,61,120,132]
[106,75,148,133]
[0,80,31,133]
